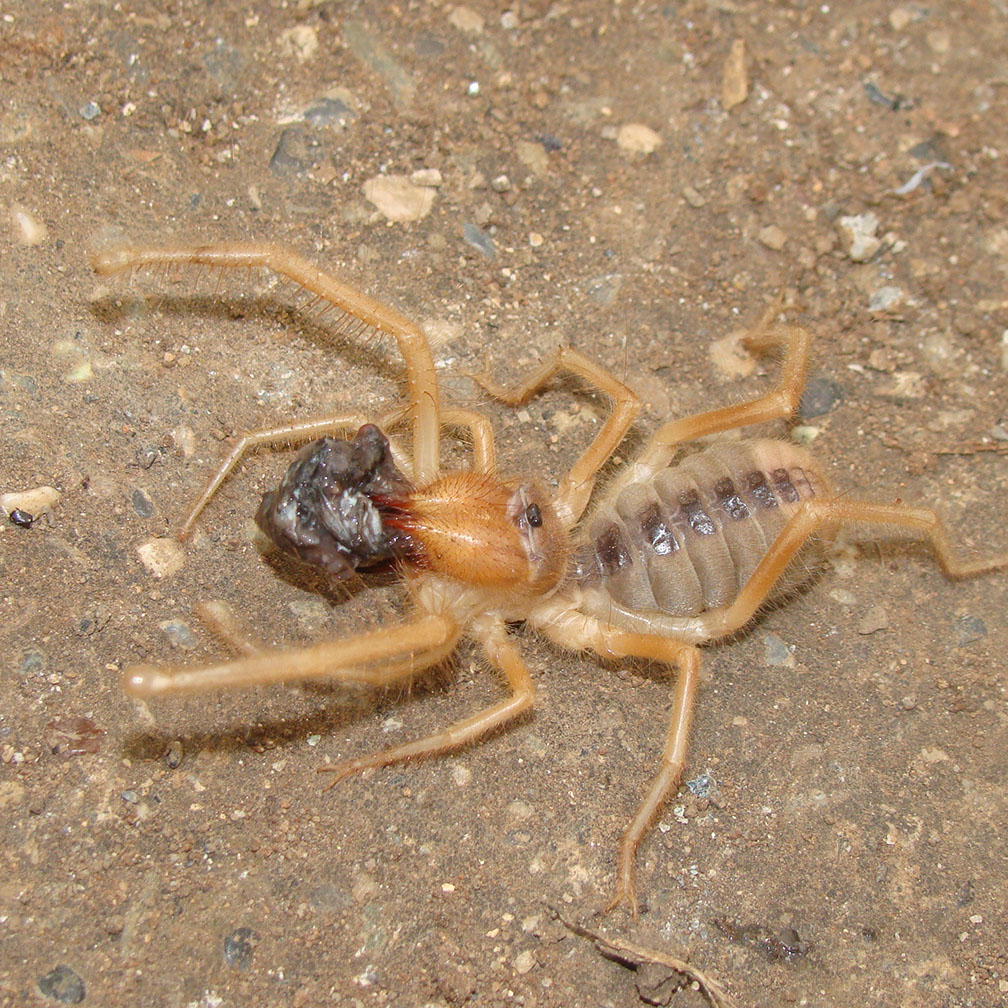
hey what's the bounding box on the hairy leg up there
[440,407,497,472]
[317,614,534,782]
[627,322,811,484]
[475,346,641,524]
[91,241,443,482]
[697,497,1008,641]
[123,612,460,698]
[535,609,702,915]
[177,410,406,539]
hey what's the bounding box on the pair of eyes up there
[523,502,542,528]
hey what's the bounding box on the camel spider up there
[91,241,1008,914]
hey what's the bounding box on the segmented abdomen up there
[569,439,832,617]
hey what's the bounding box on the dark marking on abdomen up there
[679,488,716,536]
[772,467,799,503]
[744,470,778,509]
[639,501,679,555]
[714,476,749,521]
[596,522,632,575]
[569,439,833,618]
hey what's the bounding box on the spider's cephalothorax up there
[383,470,568,594]
[93,241,1008,916]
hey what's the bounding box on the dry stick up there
[548,905,732,1008]
[934,442,1008,457]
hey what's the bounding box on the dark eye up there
[524,503,542,528]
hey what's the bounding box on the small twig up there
[548,904,731,1008]
[934,442,1008,458]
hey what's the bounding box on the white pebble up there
[136,538,185,578]
[837,212,881,262]
[1,485,61,519]
[362,175,435,222]
[616,123,662,154]
[10,205,47,246]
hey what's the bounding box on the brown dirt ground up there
[2,2,1007,1006]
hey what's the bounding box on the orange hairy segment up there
[391,472,533,588]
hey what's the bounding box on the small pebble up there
[2,485,62,520]
[868,286,903,312]
[722,38,748,109]
[513,949,536,975]
[362,175,435,222]
[926,29,950,54]
[410,167,442,187]
[268,125,315,175]
[449,6,485,33]
[863,80,901,111]
[158,619,199,650]
[858,606,890,635]
[223,927,256,970]
[758,224,787,251]
[516,139,549,175]
[121,789,138,804]
[132,488,155,517]
[165,740,184,769]
[762,632,795,668]
[889,7,913,30]
[682,186,706,208]
[304,96,352,126]
[586,273,622,307]
[79,101,100,121]
[837,212,881,262]
[136,537,185,578]
[491,174,511,193]
[463,221,495,260]
[800,375,844,417]
[879,371,927,400]
[10,205,47,245]
[954,614,987,646]
[616,123,661,154]
[279,24,318,62]
[38,965,85,1004]
[686,772,715,798]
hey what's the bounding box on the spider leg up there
[534,610,701,916]
[696,497,1008,641]
[628,322,811,483]
[122,612,460,698]
[91,241,443,482]
[474,347,641,524]
[318,615,534,783]
[193,599,268,657]
[439,407,497,472]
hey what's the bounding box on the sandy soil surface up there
[2,2,1007,1006]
